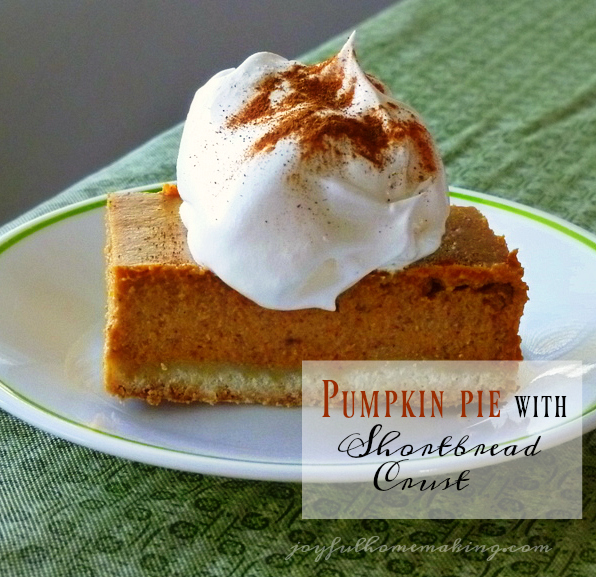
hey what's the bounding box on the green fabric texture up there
[1,0,596,574]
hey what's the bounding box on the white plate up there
[0,184,594,482]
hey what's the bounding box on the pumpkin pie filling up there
[104,190,528,405]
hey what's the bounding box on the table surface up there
[1,0,596,575]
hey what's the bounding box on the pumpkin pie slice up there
[104,188,527,405]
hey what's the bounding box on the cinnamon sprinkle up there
[226,53,437,175]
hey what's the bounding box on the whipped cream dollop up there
[177,34,449,311]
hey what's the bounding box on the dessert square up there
[104,190,527,405]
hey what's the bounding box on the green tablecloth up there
[2,0,596,574]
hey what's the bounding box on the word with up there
[515,395,566,417]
